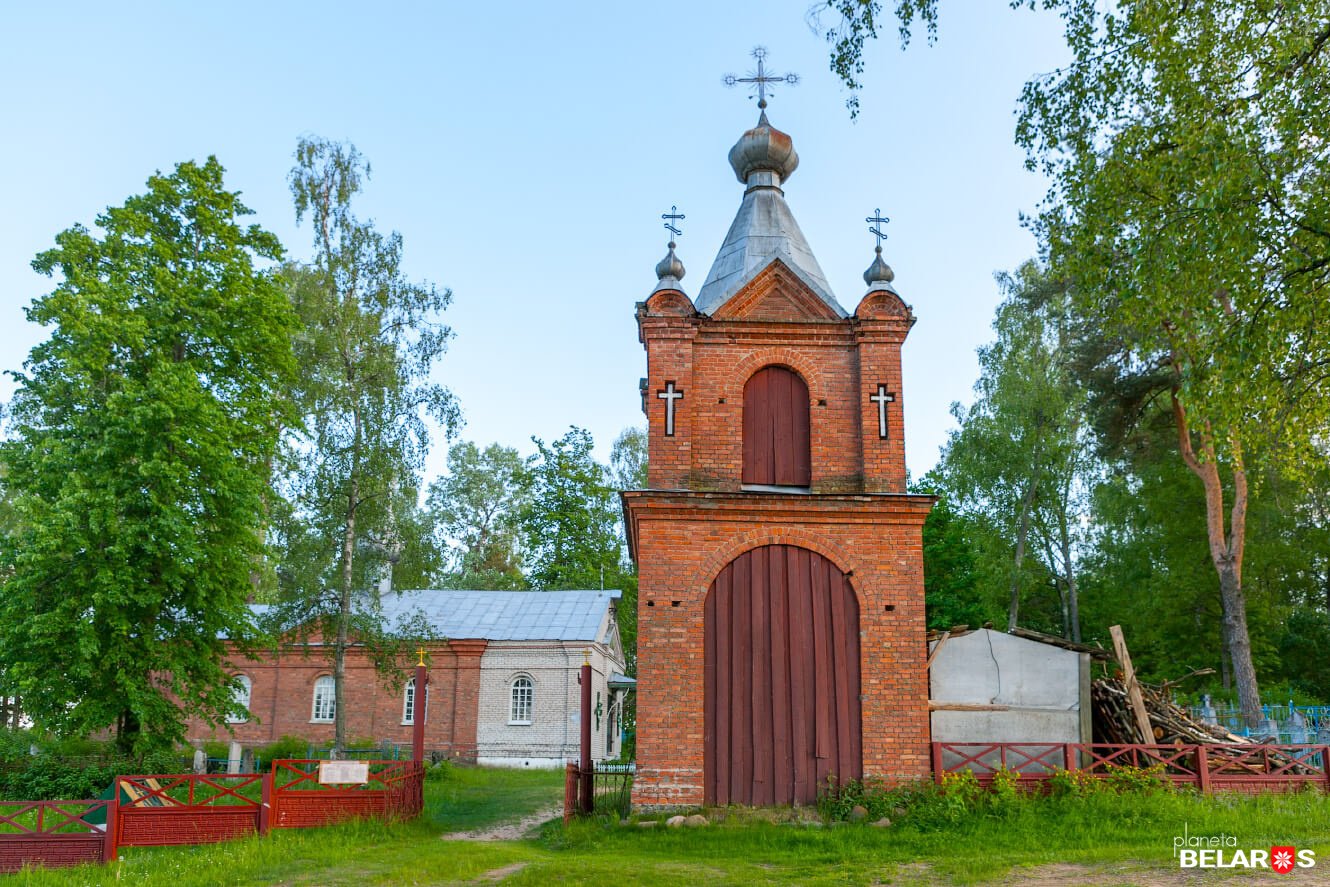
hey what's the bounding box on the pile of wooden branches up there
[1091,679,1251,745]
[1092,678,1322,775]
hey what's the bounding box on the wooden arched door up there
[742,366,811,487]
[704,544,862,805]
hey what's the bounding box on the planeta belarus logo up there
[1271,847,1297,875]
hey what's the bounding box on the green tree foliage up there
[519,427,624,592]
[0,159,297,752]
[609,426,648,492]
[274,137,459,750]
[830,0,1330,726]
[808,0,939,117]
[427,441,528,589]
[914,476,993,631]
[1021,0,1330,727]
[936,262,1094,640]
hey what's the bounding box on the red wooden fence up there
[270,760,424,829]
[933,742,1330,794]
[113,774,266,854]
[0,800,113,873]
[0,759,424,873]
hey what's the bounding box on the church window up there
[226,675,251,724]
[311,676,335,723]
[402,678,431,725]
[742,365,811,488]
[510,675,533,724]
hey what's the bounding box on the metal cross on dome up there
[724,46,798,110]
[662,205,685,242]
[867,208,890,248]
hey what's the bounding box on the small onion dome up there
[863,245,895,286]
[728,110,799,185]
[656,242,685,283]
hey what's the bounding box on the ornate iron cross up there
[662,205,685,241]
[867,208,890,248]
[724,46,798,109]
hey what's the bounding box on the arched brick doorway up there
[703,544,862,805]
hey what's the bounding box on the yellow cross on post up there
[416,647,427,667]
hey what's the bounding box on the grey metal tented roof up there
[376,589,619,642]
[694,185,845,317]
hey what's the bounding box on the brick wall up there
[626,273,932,808]
[186,635,625,766]
[475,641,622,765]
[185,639,479,759]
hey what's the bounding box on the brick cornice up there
[447,638,489,660]
[622,489,934,561]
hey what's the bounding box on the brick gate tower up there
[623,101,934,809]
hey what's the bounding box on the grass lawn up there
[5,766,1330,885]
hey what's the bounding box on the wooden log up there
[1109,626,1155,744]
[925,631,951,670]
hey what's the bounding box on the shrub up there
[1101,762,1172,794]
[0,749,186,801]
[255,735,311,762]
[202,740,230,761]
[425,760,454,782]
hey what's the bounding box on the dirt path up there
[440,805,562,842]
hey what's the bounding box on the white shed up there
[928,628,1094,744]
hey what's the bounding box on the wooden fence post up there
[1195,744,1210,794]
[1063,743,1077,772]
[259,771,272,836]
[412,653,427,765]
[579,658,593,815]
[102,785,119,864]
[931,743,944,785]
[563,762,578,825]
[1323,745,1330,795]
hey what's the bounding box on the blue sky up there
[0,1,1069,482]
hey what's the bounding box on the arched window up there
[311,676,335,723]
[226,675,252,724]
[742,365,811,488]
[402,678,431,725]
[403,678,417,725]
[510,676,533,725]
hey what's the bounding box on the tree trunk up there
[1170,389,1262,728]
[1007,474,1040,632]
[334,408,363,754]
[1217,560,1263,729]
[115,708,141,755]
[1059,514,1082,643]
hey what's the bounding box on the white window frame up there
[509,675,533,725]
[402,678,416,725]
[311,675,335,723]
[226,674,252,724]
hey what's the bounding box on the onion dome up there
[863,245,895,287]
[728,110,799,186]
[656,241,685,284]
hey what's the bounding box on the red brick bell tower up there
[623,104,934,809]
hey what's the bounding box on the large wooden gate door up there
[704,544,862,805]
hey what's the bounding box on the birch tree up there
[277,137,459,751]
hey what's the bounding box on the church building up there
[623,89,933,808]
[186,590,628,768]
